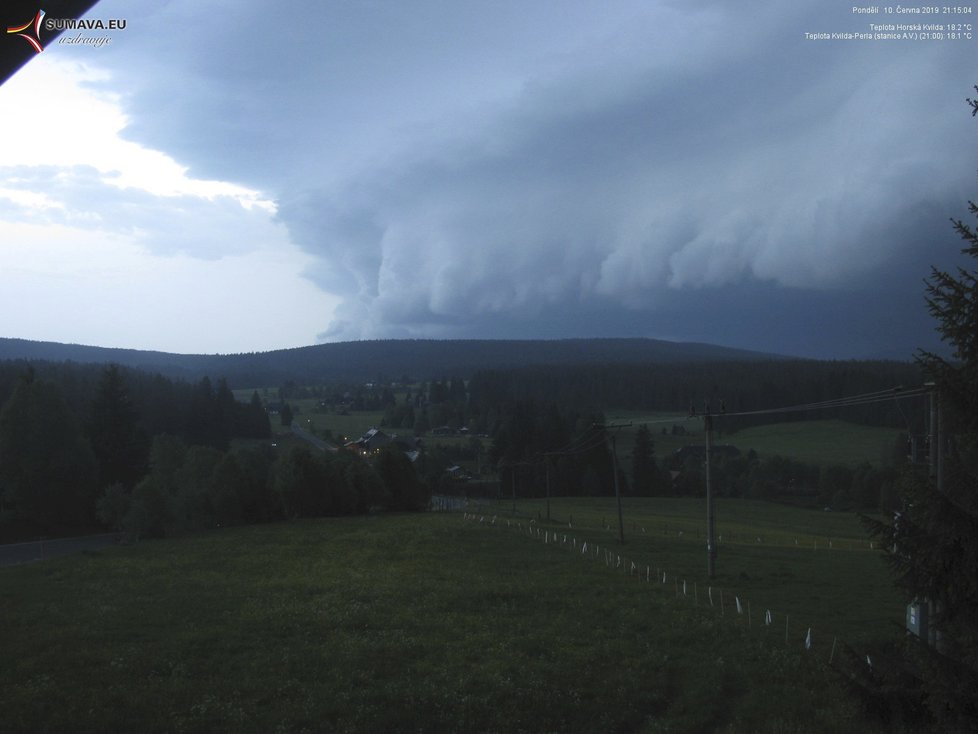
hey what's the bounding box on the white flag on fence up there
[581,542,587,553]
[662,572,667,583]
[765,610,772,625]
[736,596,743,614]
[708,586,713,606]
[805,628,812,650]
[866,655,872,669]
[682,580,687,596]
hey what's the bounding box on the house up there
[344,427,395,455]
[445,465,470,480]
[344,428,421,461]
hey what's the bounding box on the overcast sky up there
[0,1,975,358]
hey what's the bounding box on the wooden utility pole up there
[927,384,944,651]
[705,413,717,579]
[511,465,517,515]
[595,422,631,545]
[545,458,551,522]
[611,433,624,545]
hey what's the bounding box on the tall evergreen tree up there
[0,373,98,533]
[864,88,978,730]
[630,424,660,496]
[88,364,147,489]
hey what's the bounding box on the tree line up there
[358,358,926,447]
[473,403,907,513]
[466,359,924,432]
[0,361,430,543]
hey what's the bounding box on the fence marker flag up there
[708,586,713,606]
[662,571,667,584]
[866,655,872,670]
[581,542,587,553]
[735,596,743,615]
[765,610,772,626]
[683,580,687,596]
[631,561,636,574]
[805,628,812,650]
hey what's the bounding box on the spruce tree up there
[864,87,978,730]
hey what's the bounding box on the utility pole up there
[511,465,517,515]
[705,413,716,579]
[929,384,938,485]
[596,422,631,545]
[611,433,624,545]
[927,384,944,651]
[545,457,551,522]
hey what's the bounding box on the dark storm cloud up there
[85,0,978,356]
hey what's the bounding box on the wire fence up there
[460,510,870,667]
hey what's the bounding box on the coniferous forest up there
[0,351,924,543]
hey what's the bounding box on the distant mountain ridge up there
[0,337,787,386]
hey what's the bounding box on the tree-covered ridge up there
[0,336,784,385]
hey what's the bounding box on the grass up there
[470,497,902,647]
[0,505,904,733]
[726,420,900,468]
[608,412,901,468]
[288,406,388,445]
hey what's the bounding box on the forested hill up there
[0,337,784,386]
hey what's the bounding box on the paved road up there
[291,423,338,452]
[0,532,123,567]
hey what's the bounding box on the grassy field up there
[0,503,905,733]
[286,405,383,444]
[472,497,902,647]
[725,421,900,468]
[608,412,900,468]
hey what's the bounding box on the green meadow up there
[1,503,905,733]
[608,413,901,468]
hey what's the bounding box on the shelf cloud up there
[1,0,974,356]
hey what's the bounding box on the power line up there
[609,384,932,426]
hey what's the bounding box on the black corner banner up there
[1,1,101,87]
